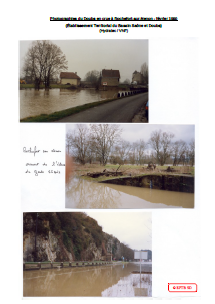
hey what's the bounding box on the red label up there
[168,283,197,292]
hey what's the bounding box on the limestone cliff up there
[23,212,133,262]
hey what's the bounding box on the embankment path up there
[57,92,148,123]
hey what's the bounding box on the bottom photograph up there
[23,212,152,297]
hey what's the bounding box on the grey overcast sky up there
[121,124,195,144]
[66,124,195,146]
[87,212,152,251]
[19,40,148,82]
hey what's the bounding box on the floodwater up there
[66,178,194,209]
[20,88,120,119]
[23,262,152,297]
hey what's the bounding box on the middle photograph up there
[66,123,195,209]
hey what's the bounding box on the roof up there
[101,69,120,78]
[60,72,81,79]
[133,71,142,75]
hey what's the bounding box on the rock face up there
[23,213,133,262]
[23,231,71,262]
[85,242,102,261]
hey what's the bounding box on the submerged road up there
[57,92,148,123]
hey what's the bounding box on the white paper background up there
[2,0,214,303]
[20,124,66,211]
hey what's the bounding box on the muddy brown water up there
[66,178,194,209]
[23,262,152,297]
[20,88,120,119]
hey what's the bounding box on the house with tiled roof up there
[60,72,81,86]
[101,69,120,87]
[132,71,143,84]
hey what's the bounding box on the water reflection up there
[66,178,194,209]
[102,273,152,297]
[20,88,120,119]
[23,262,152,297]
[66,178,122,209]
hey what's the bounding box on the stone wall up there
[100,174,194,193]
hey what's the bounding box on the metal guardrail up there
[23,261,113,271]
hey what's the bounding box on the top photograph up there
[19,40,148,123]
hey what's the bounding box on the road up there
[57,92,148,123]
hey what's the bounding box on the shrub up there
[63,232,72,253]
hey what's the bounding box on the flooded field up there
[20,88,120,119]
[66,178,194,209]
[23,262,152,297]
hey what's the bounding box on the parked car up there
[145,101,148,120]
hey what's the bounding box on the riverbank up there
[100,174,194,193]
[74,164,194,193]
[75,164,194,178]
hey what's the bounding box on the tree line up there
[66,125,195,167]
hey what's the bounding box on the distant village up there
[21,68,148,90]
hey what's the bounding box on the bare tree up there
[86,134,97,164]
[120,243,133,261]
[128,150,136,165]
[133,139,147,165]
[172,140,187,166]
[113,140,132,164]
[67,125,90,165]
[123,78,131,85]
[140,62,148,84]
[149,130,174,166]
[66,132,73,155]
[90,124,122,166]
[84,70,101,89]
[23,40,68,90]
[188,139,195,166]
